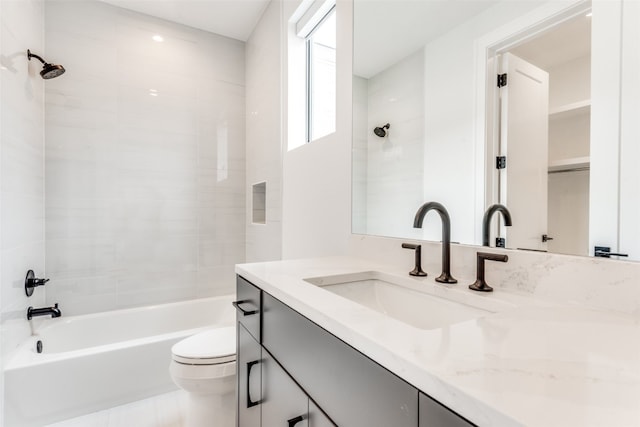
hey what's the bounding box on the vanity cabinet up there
[419,393,474,427]
[236,277,262,427]
[262,291,418,427]
[238,324,262,427]
[236,275,475,427]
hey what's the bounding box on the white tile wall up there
[0,0,46,420]
[245,0,283,263]
[44,1,246,316]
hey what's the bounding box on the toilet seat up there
[172,327,236,365]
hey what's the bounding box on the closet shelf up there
[549,100,591,120]
[548,156,590,172]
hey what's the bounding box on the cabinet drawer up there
[263,292,418,427]
[235,276,262,341]
[419,392,476,427]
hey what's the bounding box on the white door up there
[499,52,549,251]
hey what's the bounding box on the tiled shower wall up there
[354,50,425,239]
[44,1,246,316]
[1,0,46,416]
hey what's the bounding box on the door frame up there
[471,0,591,243]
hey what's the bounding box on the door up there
[499,52,549,251]
[238,324,262,427]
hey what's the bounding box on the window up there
[305,6,336,142]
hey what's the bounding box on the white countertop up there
[236,256,640,427]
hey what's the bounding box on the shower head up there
[27,49,65,79]
[374,123,390,138]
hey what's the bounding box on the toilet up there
[170,327,236,427]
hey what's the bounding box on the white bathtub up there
[4,295,235,427]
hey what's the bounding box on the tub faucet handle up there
[25,270,50,297]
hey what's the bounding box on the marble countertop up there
[236,256,640,427]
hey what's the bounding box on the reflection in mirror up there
[493,12,591,256]
[352,0,640,261]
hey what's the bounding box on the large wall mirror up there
[352,0,640,261]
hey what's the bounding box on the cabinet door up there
[262,350,309,427]
[419,392,475,427]
[238,324,262,427]
[309,401,336,427]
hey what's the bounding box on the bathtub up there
[4,295,235,427]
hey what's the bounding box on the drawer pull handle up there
[247,360,261,408]
[233,300,259,316]
[287,415,305,427]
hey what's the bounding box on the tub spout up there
[27,303,61,320]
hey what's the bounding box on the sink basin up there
[304,271,496,330]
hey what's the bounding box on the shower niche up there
[252,182,266,224]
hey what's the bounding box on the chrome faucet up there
[27,303,61,320]
[482,204,512,247]
[413,202,457,284]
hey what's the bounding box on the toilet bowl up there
[170,327,236,427]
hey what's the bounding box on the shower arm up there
[27,50,47,65]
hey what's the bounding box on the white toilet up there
[170,327,236,427]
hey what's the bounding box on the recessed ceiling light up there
[152,35,164,42]
[586,12,592,17]
[149,89,159,97]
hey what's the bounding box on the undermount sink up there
[304,271,501,330]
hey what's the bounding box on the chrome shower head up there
[374,123,390,137]
[27,49,66,79]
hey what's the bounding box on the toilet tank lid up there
[172,326,236,360]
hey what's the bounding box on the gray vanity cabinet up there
[236,275,476,427]
[419,393,475,427]
[262,292,418,427]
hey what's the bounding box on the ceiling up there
[510,13,591,70]
[353,0,499,78]
[99,0,270,41]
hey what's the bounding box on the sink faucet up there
[413,202,457,283]
[27,303,61,320]
[482,204,512,247]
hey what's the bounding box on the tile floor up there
[45,391,187,427]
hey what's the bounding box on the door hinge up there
[497,73,507,88]
[496,156,506,169]
[495,237,505,248]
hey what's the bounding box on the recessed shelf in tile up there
[252,182,266,224]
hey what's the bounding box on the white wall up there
[44,1,246,316]
[0,0,46,421]
[351,75,368,234]
[245,0,283,263]
[281,0,353,259]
